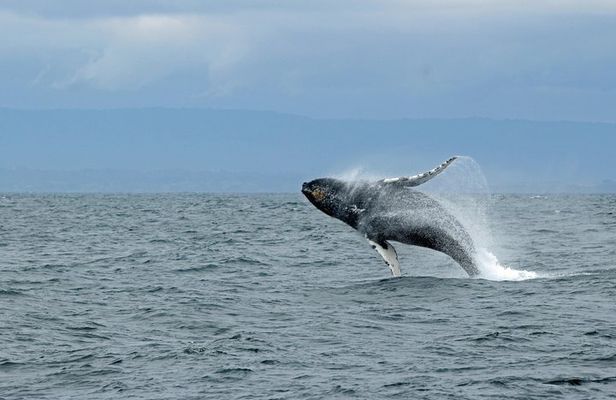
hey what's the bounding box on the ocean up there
[1,193,615,399]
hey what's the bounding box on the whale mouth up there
[301,182,314,201]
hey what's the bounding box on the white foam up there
[474,248,537,281]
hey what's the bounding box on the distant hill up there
[1,108,615,193]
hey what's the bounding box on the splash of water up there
[336,156,538,281]
[474,248,537,281]
[420,156,537,281]
[332,167,382,182]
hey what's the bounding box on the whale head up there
[302,178,349,218]
[302,178,364,228]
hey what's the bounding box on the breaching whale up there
[301,157,479,277]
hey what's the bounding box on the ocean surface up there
[1,193,615,399]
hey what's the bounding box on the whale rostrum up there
[302,156,480,277]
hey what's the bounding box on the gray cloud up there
[0,1,615,120]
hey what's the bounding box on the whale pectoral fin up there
[379,156,458,187]
[367,238,401,277]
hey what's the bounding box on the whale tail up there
[378,156,458,187]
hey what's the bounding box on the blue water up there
[1,193,615,399]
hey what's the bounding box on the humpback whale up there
[301,157,479,277]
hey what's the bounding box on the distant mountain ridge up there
[1,108,615,193]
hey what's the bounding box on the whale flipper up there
[367,238,401,277]
[380,156,457,187]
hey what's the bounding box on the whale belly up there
[359,210,479,276]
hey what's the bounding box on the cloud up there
[4,1,616,18]
[72,14,251,91]
[0,2,615,120]
[0,11,252,91]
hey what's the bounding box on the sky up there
[0,1,615,192]
[1,0,616,121]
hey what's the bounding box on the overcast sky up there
[1,1,615,121]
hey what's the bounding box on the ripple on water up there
[0,193,615,399]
